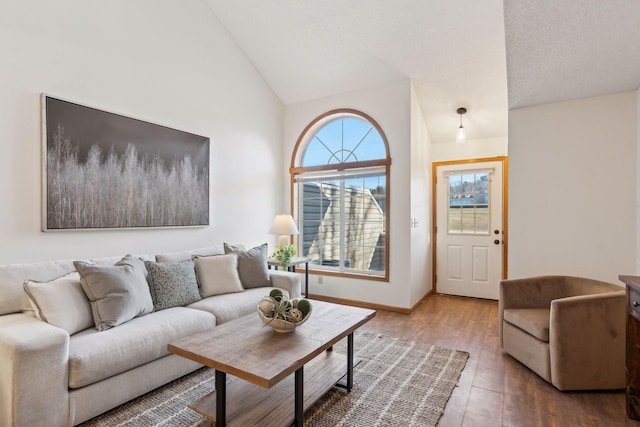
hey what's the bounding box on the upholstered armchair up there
[499,275,626,391]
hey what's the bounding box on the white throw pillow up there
[23,272,93,335]
[194,253,244,297]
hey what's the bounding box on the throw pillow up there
[144,260,201,311]
[193,253,244,297]
[74,255,154,331]
[223,243,270,288]
[23,272,93,335]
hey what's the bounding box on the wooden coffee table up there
[167,300,375,427]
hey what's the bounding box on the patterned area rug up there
[80,332,469,427]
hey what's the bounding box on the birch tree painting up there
[43,96,209,230]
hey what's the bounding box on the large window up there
[291,109,391,280]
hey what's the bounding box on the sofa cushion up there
[144,260,201,311]
[155,246,224,263]
[194,254,244,297]
[223,243,270,288]
[503,308,551,342]
[187,287,286,324]
[23,272,93,335]
[74,255,154,331]
[68,306,215,388]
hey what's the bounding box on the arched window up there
[291,109,391,280]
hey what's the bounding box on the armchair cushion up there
[503,308,550,342]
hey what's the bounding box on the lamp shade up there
[268,214,299,236]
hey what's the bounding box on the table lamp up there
[268,214,299,247]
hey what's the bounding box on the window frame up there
[290,109,391,282]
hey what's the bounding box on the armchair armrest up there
[549,291,626,390]
[269,270,302,299]
[0,314,70,427]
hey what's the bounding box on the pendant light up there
[456,107,467,143]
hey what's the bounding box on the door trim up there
[431,156,509,295]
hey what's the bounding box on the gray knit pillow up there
[144,260,201,311]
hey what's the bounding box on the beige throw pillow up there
[74,255,153,331]
[23,271,93,335]
[194,254,244,297]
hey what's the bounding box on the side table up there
[268,257,310,298]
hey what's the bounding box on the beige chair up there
[499,275,626,390]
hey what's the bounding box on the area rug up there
[79,332,469,427]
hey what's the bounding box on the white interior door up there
[435,160,504,300]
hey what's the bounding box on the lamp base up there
[278,235,290,248]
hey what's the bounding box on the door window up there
[447,171,491,235]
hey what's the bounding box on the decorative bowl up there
[257,305,312,333]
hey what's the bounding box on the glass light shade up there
[456,125,466,143]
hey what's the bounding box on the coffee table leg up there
[295,367,304,426]
[215,370,226,427]
[347,332,354,392]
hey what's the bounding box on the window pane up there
[447,172,491,235]
[299,174,385,276]
[302,116,386,166]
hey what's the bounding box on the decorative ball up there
[269,288,284,302]
[258,299,274,314]
[289,308,303,322]
[296,299,312,317]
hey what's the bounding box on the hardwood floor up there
[357,294,637,427]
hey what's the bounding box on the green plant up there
[271,244,297,267]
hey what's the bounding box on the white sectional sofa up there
[0,245,301,426]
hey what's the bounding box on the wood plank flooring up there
[357,294,637,427]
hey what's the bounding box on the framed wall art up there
[41,95,210,231]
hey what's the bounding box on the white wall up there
[509,92,637,284]
[284,80,416,309]
[0,1,284,264]
[431,136,508,162]
[409,83,432,303]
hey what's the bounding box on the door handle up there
[494,239,500,245]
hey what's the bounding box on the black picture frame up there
[41,95,210,231]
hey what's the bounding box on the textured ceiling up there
[205,1,640,144]
[505,0,640,109]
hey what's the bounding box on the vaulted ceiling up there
[205,0,640,144]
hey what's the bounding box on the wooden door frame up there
[431,156,509,294]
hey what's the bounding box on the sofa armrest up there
[549,291,626,390]
[269,270,302,299]
[0,314,70,427]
